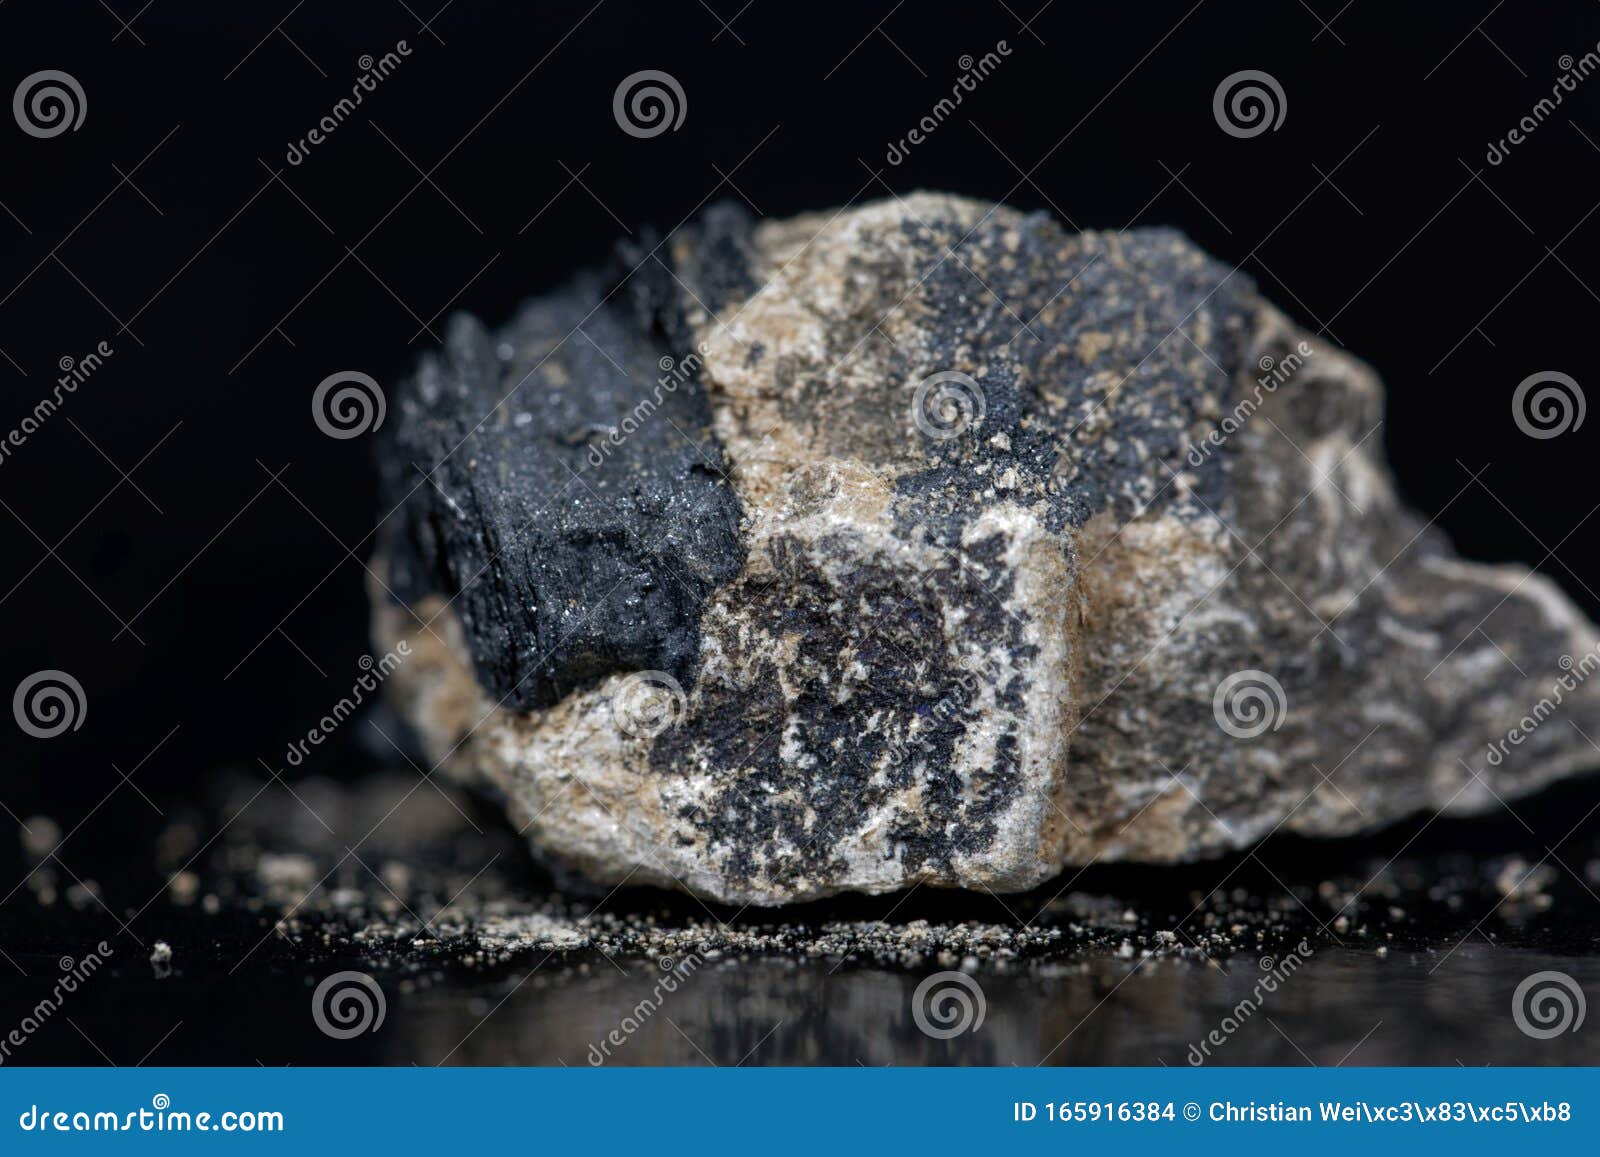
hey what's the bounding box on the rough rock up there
[372,192,1600,905]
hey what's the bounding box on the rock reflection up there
[386,946,1600,1066]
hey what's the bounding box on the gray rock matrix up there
[373,193,1600,905]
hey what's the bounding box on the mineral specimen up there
[373,193,1600,905]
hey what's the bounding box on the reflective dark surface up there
[3,942,1597,1067]
[4,773,1598,1066]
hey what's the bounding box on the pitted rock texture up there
[374,192,1600,905]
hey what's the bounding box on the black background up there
[2,0,1599,890]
